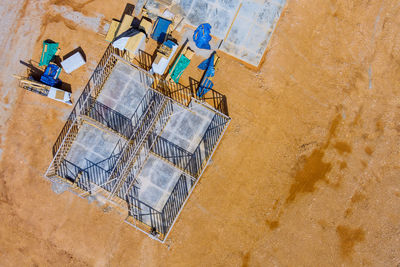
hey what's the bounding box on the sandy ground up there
[1,0,400,266]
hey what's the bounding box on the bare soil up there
[1,0,400,266]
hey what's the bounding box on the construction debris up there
[16,40,76,104]
[151,39,178,75]
[13,75,72,105]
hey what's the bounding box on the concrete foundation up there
[135,154,182,210]
[220,0,286,66]
[97,61,153,119]
[65,122,121,169]
[161,101,214,153]
[145,0,286,66]
[49,55,230,241]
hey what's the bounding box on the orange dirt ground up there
[1,0,400,266]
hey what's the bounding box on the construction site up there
[46,44,230,241]
[1,0,400,266]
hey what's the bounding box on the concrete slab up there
[145,0,285,66]
[178,0,194,15]
[97,60,153,119]
[188,1,210,26]
[161,101,214,153]
[220,0,286,66]
[179,0,240,39]
[135,154,182,210]
[207,5,234,38]
[65,123,120,169]
[145,0,239,39]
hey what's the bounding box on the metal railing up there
[85,159,114,192]
[52,109,77,157]
[202,113,228,159]
[127,186,164,235]
[154,76,229,117]
[149,133,192,170]
[56,159,91,193]
[113,98,174,199]
[198,88,229,117]
[47,44,231,242]
[105,92,166,194]
[126,174,189,236]
[130,89,159,127]
[184,144,203,178]
[155,77,194,106]
[51,44,117,160]
[76,172,91,193]
[161,174,189,234]
[57,159,84,183]
[81,96,134,139]
[184,114,228,177]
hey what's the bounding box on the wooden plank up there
[139,17,153,35]
[125,32,145,54]
[155,0,172,5]
[184,47,194,60]
[116,14,134,37]
[105,19,120,42]
[214,53,220,69]
[13,75,51,90]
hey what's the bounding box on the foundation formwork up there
[45,45,230,242]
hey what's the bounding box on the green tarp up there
[39,41,59,66]
[169,54,190,83]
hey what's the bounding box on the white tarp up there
[61,52,86,74]
[112,37,130,50]
[47,87,72,105]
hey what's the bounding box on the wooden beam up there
[105,19,121,42]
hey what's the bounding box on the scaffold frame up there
[44,44,230,242]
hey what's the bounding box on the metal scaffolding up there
[45,44,230,242]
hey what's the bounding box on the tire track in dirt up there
[35,0,102,43]
[0,0,42,160]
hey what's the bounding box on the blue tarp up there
[40,64,61,87]
[193,23,212,50]
[163,39,176,49]
[197,53,216,97]
[151,17,172,43]
[198,53,215,78]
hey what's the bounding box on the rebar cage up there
[45,44,230,242]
